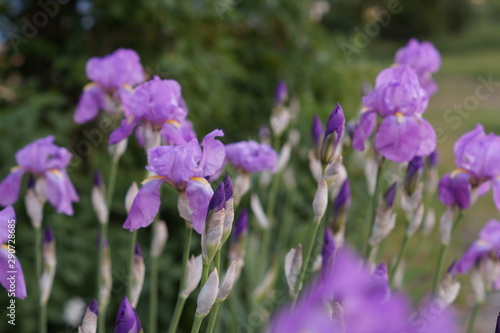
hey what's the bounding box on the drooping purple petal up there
[438,172,471,210]
[186,178,214,234]
[0,168,25,206]
[0,247,27,299]
[353,110,377,151]
[109,117,140,145]
[45,170,78,215]
[233,209,248,241]
[0,206,15,244]
[374,115,421,162]
[74,84,107,124]
[122,177,164,231]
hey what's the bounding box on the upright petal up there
[0,168,25,206]
[0,248,27,299]
[122,177,164,231]
[198,130,225,178]
[453,124,486,174]
[186,178,214,234]
[374,115,420,162]
[74,84,107,124]
[353,110,377,151]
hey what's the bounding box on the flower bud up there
[369,211,396,246]
[234,172,250,205]
[311,114,324,157]
[313,180,328,222]
[180,255,203,299]
[274,81,288,106]
[221,175,235,245]
[202,183,226,265]
[92,171,108,224]
[276,143,292,173]
[252,265,277,302]
[99,240,112,308]
[384,182,397,209]
[438,270,460,307]
[130,244,145,308]
[308,150,323,183]
[320,104,345,165]
[40,226,56,306]
[150,220,168,258]
[109,138,128,163]
[284,244,303,297]
[216,261,238,302]
[114,297,142,333]
[125,182,139,214]
[78,299,98,333]
[470,268,486,304]
[422,208,436,236]
[404,156,423,196]
[322,228,336,270]
[406,203,424,236]
[323,154,343,182]
[270,105,292,137]
[364,156,378,195]
[440,207,455,245]
[25,176,44,228]
[250,193,270,230]
[196,269,219,318]
[330,179,350,246]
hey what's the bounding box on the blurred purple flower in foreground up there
[353,65,436,162]
[439,124,500,211]
[123,130,225,233]
[268,248,457,333]
[225,140,277,173]
[0,206,27,299]
[395,38,441,96]
[0,136,79,215]
[75,48,145,124]
[115,297,142,333]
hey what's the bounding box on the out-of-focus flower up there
[225,141,277,173]
[92,171,108,224]
[274,81,288,106]
[78,299,98,333]
[0,206,27,299]
[353,65,435,162]
[40,226,56,305]
[74,49,145,123]
[329,179,351,245]
[114,297,142,333]
[395,38,441,96]
[0,136,79,215]
[109,76,188,147]
[284,244,302,297]
[123,130,225,234]
[130,244,145,308]
[439,124,500,211]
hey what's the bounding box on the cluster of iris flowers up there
[0,39,499,333]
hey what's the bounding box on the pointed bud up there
[92,171,109,224]
[25,176,44,228]
[233,172,250,205]
[308,150,323,183]
[180,255,203,299]
[114,297,142,333]
[322,154,343,182]
[221,175,235,245]
[276,143,292,173]
[125,182,139,214]
[440,207,455,245]
[384,183,397,209]
[422,208,436,236]
[109,138,128,163]
[392,259,405,290]
[496,312,500,333]
[252,265,277,302]
[285,244,303,297]
[274,81,288,106]
[196,269,219,318]
[369,211,397,246]
[404,156,423,196]
[250,193,270,229]
[313,180,328,222]
[216,261,238,302]
[78,299,98,333]
[322,229,336,269]
[311,114,324,154]
[202,183,225,265]
[320,104,345,165]
[406,203,424,236]
[330,179,350,245]
[150,220,168,258]
[40,226,56,305]
[438,271,460,307]
[130,244,145,308]
[470,268,486,304]
[233,209,249,242]
[364,157,378,195]
[99,240,112,308]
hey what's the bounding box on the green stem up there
[167,225,193,333]
[390,233,409,285]
[466,302,481,333]
[127,230,138,299]
[148,254,159,333]
[206,302,221,333]
[364,159,385,259]
[40,300,47,333]
[293,219,321,300]
[201,263,210,286]
[35,226,46,333]
[190,315,204,333]
[98,307,107,333]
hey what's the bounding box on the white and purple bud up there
[202,183,226,265]
[180,255,203,299]
[440,206,455,245]
[92,171,108,224]
[196,269,219,318]
[216,261,238,302]
[322,154,343,182]
[221,175,234,245]
[150,220,168,258]
[114,297,142,333]
[404,156,424,196]
[284,244,303,297]
[330,179,351,246]
[274,80,288,106]
[130,244,145,308]
[125,182,139,214]
[422,208,436,235]
[108,138,128,163]
[406,202,424,237]
[384,182,397,209]
[438,264,460,307]
[25,175,44,228]
[369,183,398,246]
[320,104,345,166]
[311,114,324,158]
[250,193,270,230]
[99,240,112,308]
[233,172,250,205]
[276,143,292,173]
[312,180,329,222]
[78,299,98,333]
[40,226,56,306]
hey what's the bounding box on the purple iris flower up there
[0,206,27,299]
[438,124,500,211]
[109,76,188,145]
[74,48,145,124]
[123,130,225,234]
[225,141,277,173]
[114,297,142,333]
[0,136,79,215]
[353,65,436,162]
[395,39,441,96]
[452,220,500,274]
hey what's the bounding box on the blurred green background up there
[1,0,500,332]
